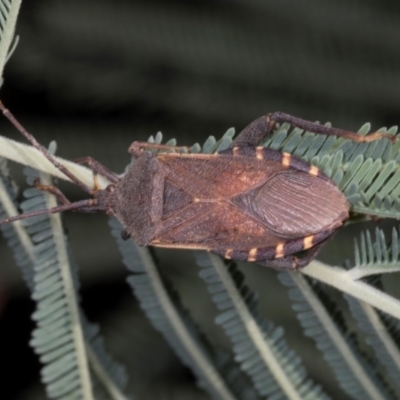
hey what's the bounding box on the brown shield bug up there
[0,102,395,269]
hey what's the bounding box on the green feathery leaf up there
[24,162,94,399]
[279,272,396,400]
[0,0,22,84]
[344,281,400,396]
[348,226,400,279]
[0,157,35,290]
[109,217,258,400]
[0,148,128,400]
[195,252,330,400]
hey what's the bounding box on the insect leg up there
[129,141,191,157]
[34,179,71,205]
[232,112,395,147]
[74,157,121,184]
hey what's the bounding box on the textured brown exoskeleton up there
[0,103,395,269]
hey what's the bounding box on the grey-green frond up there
[23,165,94,399]
[348,227,400,279]
[195,251,330,400]
[344,283,400,396]
[0,154,129,399]
[81,314,129,399]
[265,123,397,163]
[0,0,22,82]
[0,157,35,290]
[109,217,258,400]
[147,127,235,154]
[278,272,395,400]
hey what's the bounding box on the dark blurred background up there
[1,1,400,399]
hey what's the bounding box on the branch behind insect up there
[0,101,395,234]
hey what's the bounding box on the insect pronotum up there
[0,102,395,269]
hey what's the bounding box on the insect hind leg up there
[232,112,395,148]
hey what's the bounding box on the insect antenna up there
[0,100,93,194]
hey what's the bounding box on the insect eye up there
[106,185,115,193]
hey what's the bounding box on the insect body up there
[0,106,395,269]
[114,144,347,269]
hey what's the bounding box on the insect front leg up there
[74,157,121,185]
[232,112,395,148]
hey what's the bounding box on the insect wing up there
[231,169,348,238]
[151,153,316,249]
